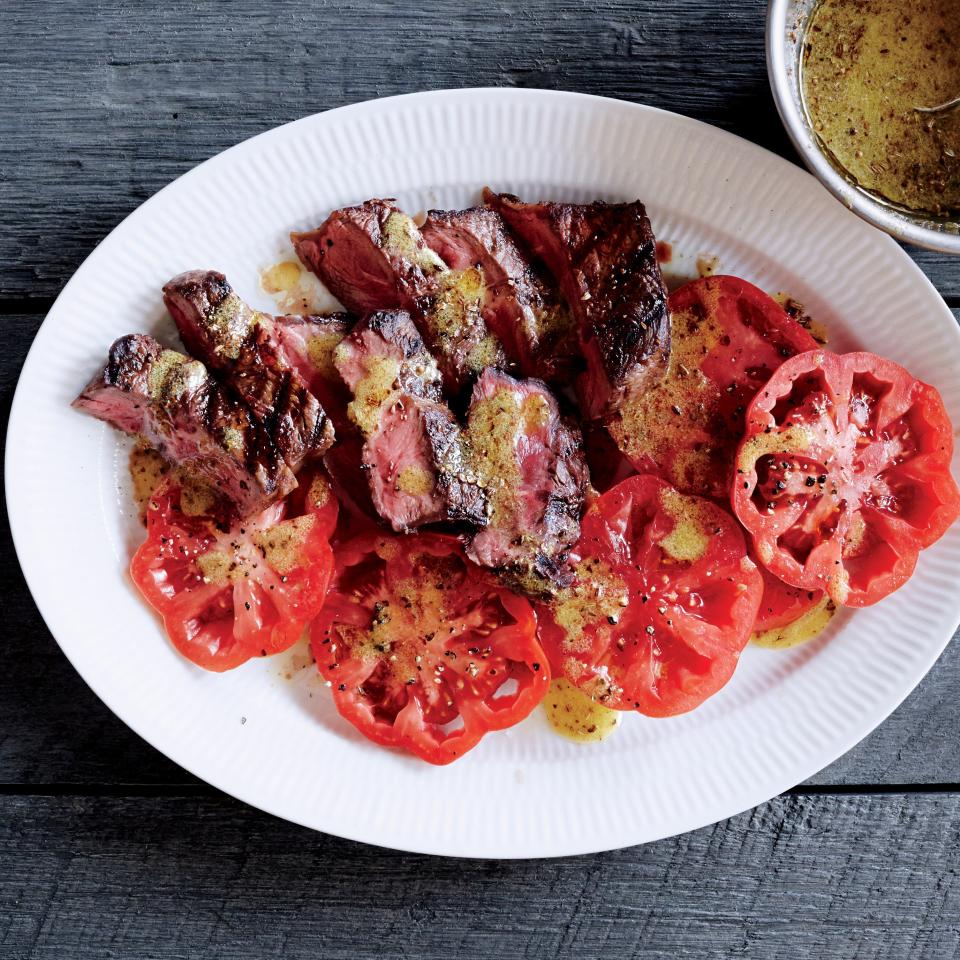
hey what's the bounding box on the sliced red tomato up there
[607,275,818,498]
[131,471,337,671]
[536,475,762,717]
[751,562,835,649]
[732,350,960,606]
[752,561,827,636]
[311,533,548,764]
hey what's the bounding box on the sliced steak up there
[421,206,578,381]
[483,190,670,420]
[274,312,353,431]
[293,199,505,394]
[162,270,334,473]
[333,310,443,434]
[73,334,296,518]
[323,430,380,528]
[273,311,381,525]
[363,393,487,533]
[465,368,589,597]
[416,267,506,394]
[291,200,445,314]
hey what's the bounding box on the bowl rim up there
[766,0,960,255]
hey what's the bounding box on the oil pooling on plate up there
[752,597,836,650]
[260,259,330,314]
[544,678,621,743]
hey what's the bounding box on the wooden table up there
[2,2,959,956]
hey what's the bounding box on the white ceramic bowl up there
[767,0,960,254]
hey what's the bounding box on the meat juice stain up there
[655,240,673,264]
[772,291,830,346]
[261,260,302,295]
[273,631,315,681]
[544,679,621,743]
[260,260,312,313]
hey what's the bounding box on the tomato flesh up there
[732,350,960,606]
[131,472,336,671]
[311,534,548,764]
[752,560,828,635]
[607,276,818,498]
[536,475,762,717]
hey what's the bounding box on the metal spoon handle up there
[914,95,960,115]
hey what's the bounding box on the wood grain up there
[0,0,956,303]
[1,792,958,959]
[1,314,959,788]
[4,3,960,952]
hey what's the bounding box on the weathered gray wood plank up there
[1,792,959,959]
[2,309,959,788]
[1,0,956,302]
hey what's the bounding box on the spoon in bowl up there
[914,95,960,115]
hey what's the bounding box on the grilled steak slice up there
[323,430,380,527]
[291,200,445,314]
[421,206,577,381]
[419,266,507,394]
[73,334,296,517]
[333,310,443,434]
[294,199,505,393]
[274,312,353,431]
[483,190,670,420]
[163,270,334,473]
[465,368,589,597]
[363,393,487,533]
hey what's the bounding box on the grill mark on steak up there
[363,394,488,533]
[465,368,589,597]
[72,334,296,518]
[292,199,506,394]
[333,310,443,434]
[483,190,671,421]
[162,270,334,474]
[421,206,578,382]
[326,302,488,532]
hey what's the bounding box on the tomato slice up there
[311,533,548,764]
[607,276,818,498]
[536,475,762,717]
[750,554,836,649]
[752,561,828,636]
[732,350,960,606]
[131,472,337,671]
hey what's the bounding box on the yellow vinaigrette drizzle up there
[544,679,621,743]
[128,444,216,522]
[751,598,837,650]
